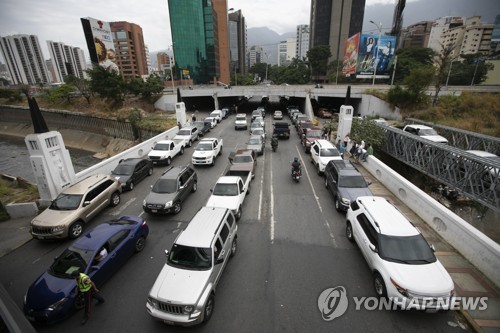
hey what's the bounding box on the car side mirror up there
[216,258,224,265]
[369,244,378,253]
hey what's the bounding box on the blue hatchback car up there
[24,216,149,325]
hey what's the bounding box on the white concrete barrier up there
[363,155,500,287]
[75,127,179,181]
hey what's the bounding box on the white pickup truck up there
[192,137,223,166]
[205,170,251,220]
[147,139,185,165]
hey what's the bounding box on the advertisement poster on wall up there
[342,33,360,75]
[356,34,396,79]
[81,17,119,72]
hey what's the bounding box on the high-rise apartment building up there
[47,41,87,83]
[229,9,247,76]
[296,25,310,60]
[310,0,366,61]
[278,38,297,67]
[168,0,230,84]
[109,21,148,79]
[427,16,465,52]
[0,34,50,85]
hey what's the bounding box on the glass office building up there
[168,0,219,84]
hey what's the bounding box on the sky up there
[0,0,497,62]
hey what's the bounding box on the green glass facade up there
[168,0,219,84]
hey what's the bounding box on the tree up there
[86,66,125,104]
[65,75,92,104]
[307,45,332,82]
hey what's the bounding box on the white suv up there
[310,139,342,174]
[146,207,237,326]
[346,196,455,311]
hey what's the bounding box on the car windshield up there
[49,246,93,278]
[338,175,367,188]
[249,138,262,145]
[177,129,191,136]
[306,130,323,139]
[112,164,134,175]
[378,234,437,264]
[320,148,340,157]
[153,143,170,151]
[233,155,252,163]
[168,244,212,270]
[152,179,177,193]
[50,193,83,210]
[212,183,238,196]
[196,143,213,151]
[418,128,438,136]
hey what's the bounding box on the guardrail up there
[363,155,500,287]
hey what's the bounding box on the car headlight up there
[52,225,65,233]
[390,278,410,298]
[47,297,67,311]
[183,305,194,314]
[341,197,350,205]
[165,201,173,208]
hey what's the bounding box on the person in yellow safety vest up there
[71,270,105,325]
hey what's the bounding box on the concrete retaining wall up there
[75,127,179,181]
[363,155,500,287]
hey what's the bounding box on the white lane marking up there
[296,146,337,248]
[270,151,275,243]
[258,151,265,220]
[110,198,136,216]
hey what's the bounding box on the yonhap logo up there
[317,286,348,320]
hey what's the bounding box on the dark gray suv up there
[143,166,197,214]
[324,160,372,212]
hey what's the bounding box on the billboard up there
[80,17,118,72]
[356,34,396,79]
[342,33,360,75]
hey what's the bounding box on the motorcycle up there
[291,168,301,182]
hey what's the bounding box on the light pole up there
[370,20,382,86]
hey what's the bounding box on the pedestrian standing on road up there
[72,270,104,325]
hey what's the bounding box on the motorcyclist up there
[271,135,278,150]
[291,157,301,174]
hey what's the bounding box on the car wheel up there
[235,206,242,220]
[69,221,84,239]
[335,196,341,212]
[374,273,388,298]
[166,157,171,165]
[230,238,237,257]
[148,168,153,176]
[203,294,215,323]
[191,182,197,193]
[180,147,184,155]
[346,222,354,242]
[173,202,182,214]
[128,181,134,191]
[110,191,121,207]
[135,236,146,252]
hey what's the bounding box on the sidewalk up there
[1,163,499,332]
[352,157,500,333]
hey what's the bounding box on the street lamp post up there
[370,21,382,86]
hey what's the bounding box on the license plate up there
[163,320,174,325]
[151,209,157,213]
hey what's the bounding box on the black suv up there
[273,121,290,139]
[111,158,153,191]
[142,166,197,214]
[324,160,372,212]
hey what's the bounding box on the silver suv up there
[30,174,121,239]
[146,207,237,326]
